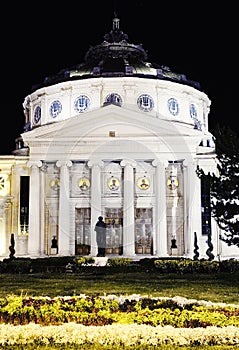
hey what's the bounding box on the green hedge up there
[0,257,239,274]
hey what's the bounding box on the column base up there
[50,248,58,255]
[171,248,179,256]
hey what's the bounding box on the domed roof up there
[33,17,201,91]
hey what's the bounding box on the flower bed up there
[0,323,239,347]
[0,294,239,327]
[0,295,238,347]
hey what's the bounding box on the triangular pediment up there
[23,104,199,139]
[22,104,203,160]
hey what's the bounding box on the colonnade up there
[25,158,200,257]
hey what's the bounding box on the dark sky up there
[2,1,237,155]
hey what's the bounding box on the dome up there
[33,17,201,92]
[21,16,211,145]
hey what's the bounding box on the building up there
[0,18,238,260]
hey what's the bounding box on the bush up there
[106,258,132,267]
[0,258,32,274]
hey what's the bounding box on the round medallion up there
[137,94,154,112]
[107,177,120,191]
[50,178,60,190]
[168,98,179,116]
[137,177,150,190]
[74,95,90,113]
[50,100,62,118]
[34,106,41,123]
[79,177,90,191]
[167,176,179,190]
[190,103,197,119]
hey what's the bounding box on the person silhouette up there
[94,216,107,257]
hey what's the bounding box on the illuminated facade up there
[0,18,238,259]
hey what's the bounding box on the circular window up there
[137,94,154,112]
[50,100,62,118]
[190,103,197,119]
[168,98,179,116]
[74,95,90,113]
[34,106,41,123]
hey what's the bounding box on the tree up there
[197,125,239,247]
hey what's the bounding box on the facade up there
[0,18,238,260]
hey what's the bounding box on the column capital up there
[56,160,73,168]
[182,160,196,169]
[152,159,168,168]
[87,159,104,168]
[26,160,42,168]
[120,159,137,168]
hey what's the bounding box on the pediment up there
[22,105,203,160]
[22,104,199,141]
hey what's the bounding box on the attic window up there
[104,93,122,107]
[109,131,115,137]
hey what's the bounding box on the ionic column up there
[0,200,11,256]
[88,160,104,256]
[120,159,136,256]
[56,160,72,255]
[26,160,42,256]
[152,160,168,256]
[184,161,202,257]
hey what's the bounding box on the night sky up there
[2,1,237,155]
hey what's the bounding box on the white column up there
[184,161,202,258]
[120,159,136,256]
[152,160,168,256]
[1,201,11,256]
[39,164,47,255]
[56,160,72,256]
[88,160,104,256]
[26,160,42,256]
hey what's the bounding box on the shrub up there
[106,258,132,267]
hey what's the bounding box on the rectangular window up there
[201,175,211,236]
[20,176,30,235]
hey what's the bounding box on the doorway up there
[75,208,91,255]
[135,208,153,254]
[105,208,123,255]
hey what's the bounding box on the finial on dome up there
[113,17,120,30]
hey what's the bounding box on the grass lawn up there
[0,269,238,304]
[0,268,239,349]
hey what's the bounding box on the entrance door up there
[105,208,123,255]
[135,208,153,254]
[75,208,91,255]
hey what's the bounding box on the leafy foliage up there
[1,295,239,327]
[197,125,239,247]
